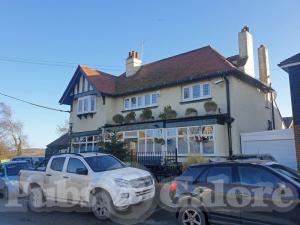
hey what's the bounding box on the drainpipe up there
[69,123,73,153]
[224,76,234,157]
[270,89,276,130]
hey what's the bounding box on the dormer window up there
[182,82,211,102]
[77,95,96,115]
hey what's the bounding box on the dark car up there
[171,161,300,225]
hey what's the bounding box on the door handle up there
[63,176,69,179]
[46,174,52,177]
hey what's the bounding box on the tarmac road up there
[0,196,178,225]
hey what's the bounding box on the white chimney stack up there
[258,44,271,86]
[126,51,142,77]
[238,26,255,77]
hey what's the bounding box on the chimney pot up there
[126,50,142,76]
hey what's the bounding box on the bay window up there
[77,95,96,115]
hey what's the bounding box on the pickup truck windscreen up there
[84,155,125,172]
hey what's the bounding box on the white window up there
[123,92,158,110]
[77,96,97,115]
[137,96,143,107]
[182,82,211,102]
[131,97,137,108]
[145,94,151,106]
[151,93,157,105]
[183,87,190,100]
[192,85,201,99]
[124,98,130,109]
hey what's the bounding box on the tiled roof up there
[47,133,69,147]
[60,45,273,103]
[80,66,116,94]
[279,53,300,67]
[227,54,248,68]
[80,46,238,96]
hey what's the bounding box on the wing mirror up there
[76,168,88,175]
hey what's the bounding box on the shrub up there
[124,111,136,123]
[204,101,218,113]
[159,105,177,120]
[182,154,208,171]
[140,108,153,121]
[185,108,198,117]
[112,114,124,124]
[102,130,129,162]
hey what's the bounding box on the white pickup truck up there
[19,152,155,220]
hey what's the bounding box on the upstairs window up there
[124,93,158,110]
[77,96,96,115]
[182,83,211,102]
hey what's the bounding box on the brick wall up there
[294,125,300,171]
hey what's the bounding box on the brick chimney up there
[126,51,142,77]
[238,26,255,77]
[258,44,271,86]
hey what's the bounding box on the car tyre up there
[91,190,114,220]
[27,186,45,212]
[178,206,206,225]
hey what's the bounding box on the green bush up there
[182,154,208,171]
[204,101,218,113]
[102,130,129,162]
[112,114,124,124]
[140,108,153,121]
[185,108,198,117]
[124,111,136,123]
[159,105,177,120]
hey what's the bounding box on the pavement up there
[0,195,178,225]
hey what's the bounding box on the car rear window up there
[6,163,29,176]
[206,166,232,184]
[179,166,206,181]
[50,157,65,172]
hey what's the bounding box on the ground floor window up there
[71,135,99,153]
[113,125,215,156]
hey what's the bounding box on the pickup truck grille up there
[130,176,153,188]
[135,188,153,197]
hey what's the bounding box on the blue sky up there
[0,0,299,148]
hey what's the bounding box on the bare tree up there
[0,103,27,156]
[56,120,69,135]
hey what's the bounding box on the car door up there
[45,157,67,201]
[237,165,297,225]
[202,165,242,225]
[64,157,89,203]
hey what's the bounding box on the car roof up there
[189,160,277,168]
[1,160,28,165]
[53,152,108,158]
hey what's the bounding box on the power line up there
[0,56,124,71]
[0,91,70,113]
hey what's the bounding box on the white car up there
[19,153,155,220]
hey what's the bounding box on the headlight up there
[114,178,130,188]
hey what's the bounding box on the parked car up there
[171,161,300,225]
[11,156,45,169]
[0,161,29,199]
[19,153,155,220]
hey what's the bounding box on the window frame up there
[77,95,97,115]
[123,92,158,110]
[50,157,66,172]
[182,82,211,102]
[67,157,88,175]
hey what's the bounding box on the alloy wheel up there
[182,208,202,225]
